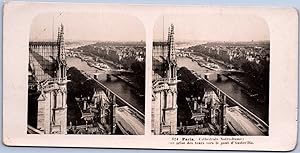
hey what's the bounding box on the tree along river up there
[177,57,267,123]
[66,56,267,123]
[66,57,145,114]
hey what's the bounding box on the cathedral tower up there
[152,24,178,135]
[30,24,68,134]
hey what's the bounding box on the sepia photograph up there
[152,15,270,135]
[27,12,145,135]
[3,2,298,151]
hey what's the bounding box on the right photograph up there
[152,14,270,136]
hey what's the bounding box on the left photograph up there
[27,13,145,135]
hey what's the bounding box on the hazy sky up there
[30,12,145,42]
[154,14,270,42]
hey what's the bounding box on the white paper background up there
[2,1,298,151]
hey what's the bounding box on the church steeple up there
[168,24,175,62]
[167,24,177,80]
[57,24,65,61]
[56,24,67,80]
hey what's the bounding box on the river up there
[66,56,266,123]
[177,57,267,123]
[66,57,145,114]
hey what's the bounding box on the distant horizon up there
[30,12,145,42]
[30,13,269,43]
[29,39,146,43]
[153,39,270,43]
[29,39,269,43]
[154,15,270,42]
